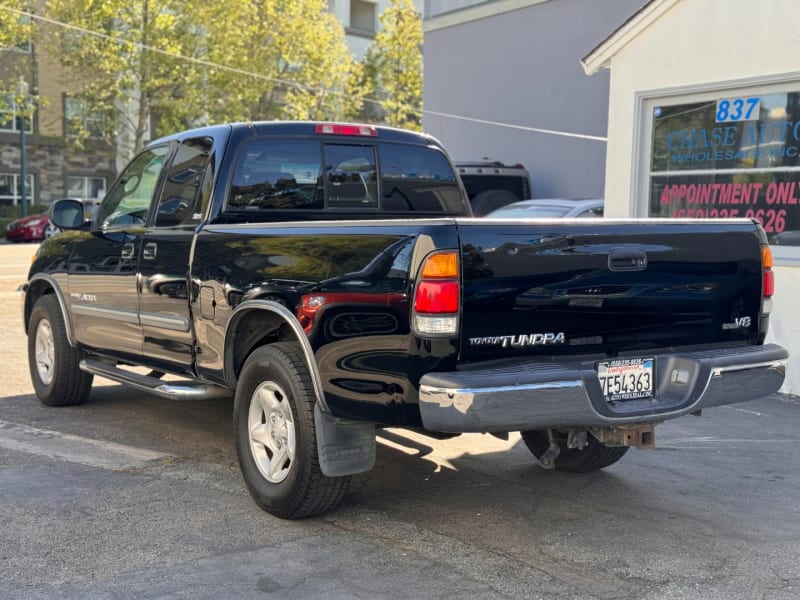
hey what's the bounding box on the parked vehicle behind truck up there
[454,160,532,216]
[25,121,787,519]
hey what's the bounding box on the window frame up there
[636,76,800,266]
[0,104,33,133]
[66,175,108,200]
[347,0,377,37]
[0,172,35,206]
[64,95,104,139]
[95,144,172,230]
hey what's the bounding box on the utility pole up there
[16,77,30,218]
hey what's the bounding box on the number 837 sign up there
[716,97,761,123]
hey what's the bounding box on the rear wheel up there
[234,342,351,519]
[521,429,629,473]
[27,294,93,406]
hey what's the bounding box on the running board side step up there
[80,359,232,401]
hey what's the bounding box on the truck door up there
[67,144,171,360]
[137,137,213,372]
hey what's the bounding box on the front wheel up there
[43,222,60,239]
[233,342,351,519]
[521,429,629,473]
[27,294,93,406]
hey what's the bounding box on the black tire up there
[521,429,629,473]
[471,189,520,216]
[233,342,351,519]
[27,294,93,406]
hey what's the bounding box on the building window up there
[349,0,376,36]
[67,175,107,200]
[0,13,32,53]
[646,84,800,252]
[65,96,104,138]
[0,104,33,133]
[0,173,35,206]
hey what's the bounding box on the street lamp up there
[16,77,31,218]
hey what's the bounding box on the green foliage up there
[360,0,423,130]
[42,0,366,164]
[24,0,424,171]
[0,2,36,113]
[0,203,48,218]
[44,0,206,162]
[0,1,32,50]
[193,0,359,124]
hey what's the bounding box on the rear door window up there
[229,140,323,210]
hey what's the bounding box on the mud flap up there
[314,403,376,477]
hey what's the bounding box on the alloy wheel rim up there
[34,319,55,385]
[248,381,296,484]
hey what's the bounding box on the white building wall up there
[600,0,800,393]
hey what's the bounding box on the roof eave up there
[581,0,681,76]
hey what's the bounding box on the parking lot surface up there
[1,242,799,599]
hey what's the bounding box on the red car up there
[4,212,58,243]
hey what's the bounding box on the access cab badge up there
[469,332,565,348]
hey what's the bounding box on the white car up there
[486,198,604,219]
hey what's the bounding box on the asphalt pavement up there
[1,242,799,599]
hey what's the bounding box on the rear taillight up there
[413,251,459,335]
[762,246,774,297]
[762,245,774,315]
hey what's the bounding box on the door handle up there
[121,242,135,260]
[143,242,158,260]
[608,247,647,271]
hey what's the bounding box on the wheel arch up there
[223,300,328,411]
[24,274,75,345]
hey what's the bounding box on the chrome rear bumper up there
[418,344,788,433]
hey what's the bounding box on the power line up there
[1,6,326,96]
[0,4,606,143]
[424,110,607,142]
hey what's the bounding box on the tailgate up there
[457,219,765,361]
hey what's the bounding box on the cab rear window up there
[228,140,464,213]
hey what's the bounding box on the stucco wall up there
[423,0,642,199]
[600,0,800,393]
[603,0,800,217]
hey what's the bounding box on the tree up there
[360,0,423,130]
[0,1,37,115]
[193,0,359,124]
[42,0,361,171]
[43,0,206,170]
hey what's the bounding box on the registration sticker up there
[596,357,654,403]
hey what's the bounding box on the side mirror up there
[49,198,85,230]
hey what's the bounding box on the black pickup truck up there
[25,121,787,519]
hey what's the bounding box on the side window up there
[229,139,323,210]
[156,137,213,227]
[97,145,170,228]
[324,144,378,208]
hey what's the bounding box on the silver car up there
[485,198,604,219]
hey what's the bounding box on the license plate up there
[596,357,654,403]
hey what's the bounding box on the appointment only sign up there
[651,176,800,240]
